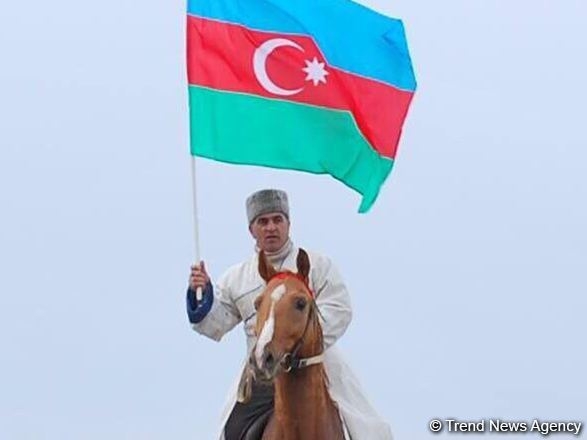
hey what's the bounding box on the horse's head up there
[251,248,323,381]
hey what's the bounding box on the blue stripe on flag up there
[187,0,417,92]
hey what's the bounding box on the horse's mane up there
[309,302,331,387]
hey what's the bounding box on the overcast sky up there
[1,0,586,439]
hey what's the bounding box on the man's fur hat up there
[246,189,289,224]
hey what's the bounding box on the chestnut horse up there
[240,248,345,440]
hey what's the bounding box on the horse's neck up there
[266,311,343,439]
[273,366,340,440]
[274,317,329,425]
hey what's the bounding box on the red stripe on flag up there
[187,15,413,158]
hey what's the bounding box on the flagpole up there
[190,155,203,302]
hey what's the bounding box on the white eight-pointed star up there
[302,57,329,86]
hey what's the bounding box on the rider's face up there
[249,212,290,252]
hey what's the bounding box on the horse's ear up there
[258,251,277,283]
[296,248,310,283]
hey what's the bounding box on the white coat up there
[191,244,393,440]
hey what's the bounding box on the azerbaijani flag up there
[187,0,416,212]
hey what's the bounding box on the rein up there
[268,272,324,372]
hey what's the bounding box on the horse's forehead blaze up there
[257,282,286,330]
[259,277,308,325]
[270,284,286,302]
[254,282,287,366]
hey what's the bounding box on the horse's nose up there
[263,350,275,370]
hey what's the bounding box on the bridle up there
[267,272,325,372]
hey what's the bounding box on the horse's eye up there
[254,295,263,311]
[295,298,307,311]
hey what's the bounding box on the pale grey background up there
[1,0,585,439]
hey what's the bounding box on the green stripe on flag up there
[188,85,394,212]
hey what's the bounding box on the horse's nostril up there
[264,352,275,367]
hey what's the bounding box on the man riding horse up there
[187,189,393,439]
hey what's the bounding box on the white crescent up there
[253,38,305,96]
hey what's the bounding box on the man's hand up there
[189,261,210,291]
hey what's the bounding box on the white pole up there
[190,155,203,301]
